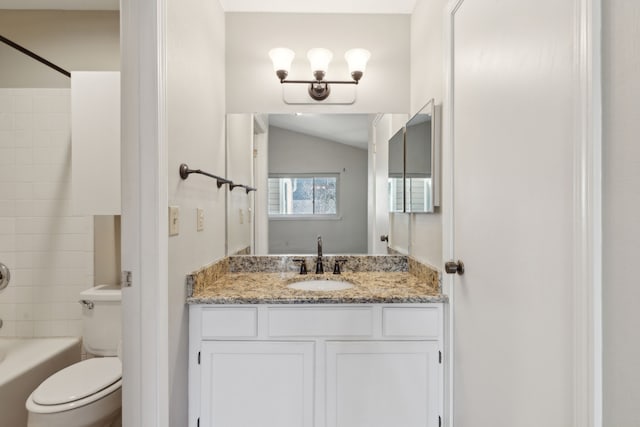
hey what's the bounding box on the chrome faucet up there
[316,236,324,274]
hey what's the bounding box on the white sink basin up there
[287,279,354,291]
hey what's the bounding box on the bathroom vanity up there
[187,256,446,427]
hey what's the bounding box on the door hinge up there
[122,270,132,288]
[198,351,201,365]
[439,415,442,427]
[439,350,442,364]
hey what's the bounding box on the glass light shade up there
[345,48,371,74]
[307,48,333,73]
[268,47,295,73]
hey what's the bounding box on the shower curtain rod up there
[0,34,71,78]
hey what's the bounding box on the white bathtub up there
[0,337,81,427]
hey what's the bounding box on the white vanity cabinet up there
[189,304,444,427]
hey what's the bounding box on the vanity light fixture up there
[268,47,371,101]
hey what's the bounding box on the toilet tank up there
[79,285,122,356]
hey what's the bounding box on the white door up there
[445,0,592,426]
[199,341,315,427]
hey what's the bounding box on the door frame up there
[120,0,170,426]
[441,0,602,426]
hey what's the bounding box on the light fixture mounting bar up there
[280,79,359,85]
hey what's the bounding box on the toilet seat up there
[27,358,122,414]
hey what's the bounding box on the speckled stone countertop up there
[186,255,447,305]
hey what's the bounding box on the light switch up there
[169,206,179,236]
[197,208,205,231]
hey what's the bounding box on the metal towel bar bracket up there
[229,183,257,194]
[179,163,233,188]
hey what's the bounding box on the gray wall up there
[268,126,367,254]
[0,10,119,88]
[603,1,640,425]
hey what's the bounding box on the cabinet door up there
[326,341,440,427]
[199,341,314,427]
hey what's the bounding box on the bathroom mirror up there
[388,128,405,213]
[405,99,438,213]
[226,113,400,256]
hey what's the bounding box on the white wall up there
[0,11,119,88]
[166,0,226,425]
[0,88,93,337]
[405,0,447,268]
[226,114,254,255]
[603,1,640,425]
[268,126,368,254]
[225,13,410,114]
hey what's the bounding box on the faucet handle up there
[293,258,307,275]
[333,259,347,275]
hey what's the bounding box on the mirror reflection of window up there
[388,128,405,213]
[268,175,338,216]
[405,99,436,213]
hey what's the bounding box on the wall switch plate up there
[169,206,179,236]
[196,208,204,231]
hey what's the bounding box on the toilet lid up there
[33,358,122,406]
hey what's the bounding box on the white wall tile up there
[34,95,70,113]
[0,164,18,183]
[0,88,93,339]
[0,200,15,217]
[12,130,33,148]
[14,321,34,337]
[0,148,15,165]
[0,217,16,234]
[13,113,33,130]
[12,95,33,113]
[33,146,71,165]
[15,148,33,165]
[0,93,11,113]
[0,183,15,199]
[15,217,89,234]
[0,113,11,130]
[33,113,70,131]
[14,183,33,200]
[0,131,13,147]
[9,269,33,287]
[0,234,15,251]
[0,320,16,337]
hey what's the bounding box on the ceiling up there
[0,0,118,9]
[219,0,417,14]
[4,0,416,13]
[269,114,370,150]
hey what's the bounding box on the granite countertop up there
[187,270,446,305]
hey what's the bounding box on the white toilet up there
[26,285,123,427]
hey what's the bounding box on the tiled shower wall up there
[0,88,93,337]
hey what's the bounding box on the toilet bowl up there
[26,358,122,427]
[26,285,122,427]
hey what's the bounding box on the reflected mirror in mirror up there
[405,99,438,213]
[388,127,405,213]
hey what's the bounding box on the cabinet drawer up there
[201,307,257,337]
[382,307,441,338]
[268,307,374,337]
